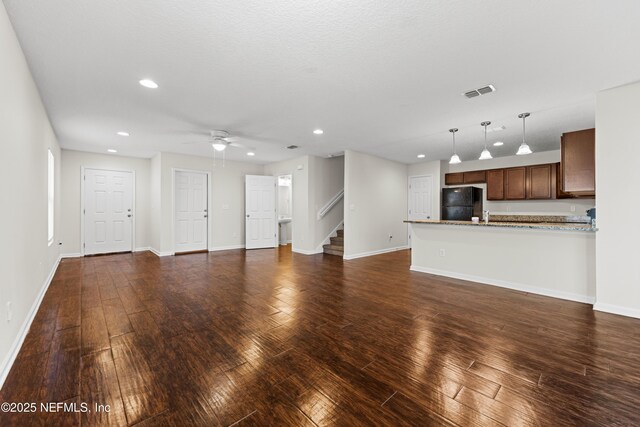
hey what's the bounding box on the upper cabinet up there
[444,172,464,185]
[528,163,556,199]
[561,128,595,197]
[505,167,527,200]
[486,169,504,200]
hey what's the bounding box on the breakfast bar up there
[406,219,597,304]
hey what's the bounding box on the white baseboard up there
[209,244,245,252]
[344,245,409,260]
[149,247,173,257]
[410,265,595,305]
[593,302,640,319]
[292,247,323,255]
[0,255,61,389]
[279,240,292,246]
[60,252,82,259]
[134,247,150,252]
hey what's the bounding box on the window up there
[47,149,54,246]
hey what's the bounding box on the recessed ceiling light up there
[107,149,117,153]
[247,152,255,156]
[139,79,158,89]
[117,131,129,137]
[313,129,324,135]
[493,141,504,146]
[417,154,426,159]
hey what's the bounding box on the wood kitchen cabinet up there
[561,128,595,196]
[445,172,464,185]
[505,167,527,200]
[486,169,505,200]
[463,170,486,184]
[527,163,556,199]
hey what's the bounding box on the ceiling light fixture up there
[493,141,504,146]
[116,131,129,137]
[313,129,324,135]
[516,112,533,155]
[479,121,493,160]
[417,154,426,159]
[247,152,255,156]
[211,142,227,152]
[139,79,158,89]
[107,149,117,153]
[449,128,461,165]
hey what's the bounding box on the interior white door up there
[408,175,433,220]
[84,169,133,255]
[245,175,276,249]
[175,171,208,253]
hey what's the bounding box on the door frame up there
[245,174,278,250]
[80,167,136,256]
[407,174,433,248]
[277,173,293,246]
[171,168,212,255]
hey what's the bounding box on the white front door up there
[175,171,208,253]
[245,175,276,250]
[84,169,134,255]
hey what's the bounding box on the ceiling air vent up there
[463,84,496,99]
[287,145,299,149]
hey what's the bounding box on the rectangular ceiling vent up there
[463,84,496,99]
[287,145,299,149]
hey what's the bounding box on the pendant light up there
[449,128,461,164]
[516,112,533,155]
[479,121,493,160]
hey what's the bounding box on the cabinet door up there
[486,169,504,200]
[463,170,486,184]
[527,164,555,199]
[445,172,464,185]
[505,167,526,200]
[561,128,595,195]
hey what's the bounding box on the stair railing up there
[317,189,344,220]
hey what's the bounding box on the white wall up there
[0,3,61,387]
[60,150,151,255]
[158,152,264,253]
[344,150,408,259]
[408,160,441,220]
[265,156,312,253]
[442,150,595,215]
[595,81,640,318]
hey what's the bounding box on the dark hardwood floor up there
[2,246,640,426]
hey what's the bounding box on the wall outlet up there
[439,249,446,257]
[389,234,393,240]
[6,301,12,322]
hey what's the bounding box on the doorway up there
[83,168,134,255]
[174,170,208,253]
[277,174,292,246]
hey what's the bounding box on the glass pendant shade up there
[479,121,492,160]
[479,148,493,160]
[516,112,532,155]
[448,128,461,164]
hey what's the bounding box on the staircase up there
[323,229,344,256]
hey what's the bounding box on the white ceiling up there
[4,0,640,164]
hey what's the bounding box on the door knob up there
[204,215,207,218]
[127,214,132,218]
[246,214,250,218]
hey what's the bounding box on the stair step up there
[323,244,344,251]
[330,236,344,245]
[336,229,344,237]
[323,248,343,256]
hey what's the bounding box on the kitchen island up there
[406,219,596,304]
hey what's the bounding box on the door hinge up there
[83,175,85,181]
[409,209,411,214]
[83,243,85,248]
[83,209,85,214]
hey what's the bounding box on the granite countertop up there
[404,219,597,232]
